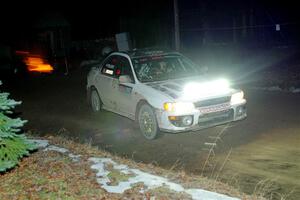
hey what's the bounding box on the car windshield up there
[132,55,200,82]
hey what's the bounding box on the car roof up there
[110,48,181,59]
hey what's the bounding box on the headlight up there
[163,102,195,113]
[231,91,244,105]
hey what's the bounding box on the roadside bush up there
[0,81,36,172]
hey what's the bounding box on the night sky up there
[0,0,299,44]
[0,1,172,41]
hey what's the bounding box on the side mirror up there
[119,75,133,83]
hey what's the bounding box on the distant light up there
[25,55,53,73]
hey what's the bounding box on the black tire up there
[137,103,160,140]
[90,89,102,112]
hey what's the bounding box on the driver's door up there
[114,56,136,117]
[95,55,118,109]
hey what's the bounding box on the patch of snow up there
[88,157,239,200]
[253,86,300,93]
[266,86,282,91]
[114,164,128,171]
[44,145,69,153]
[253,86,282,91]
[186,189,239,200]
[129,168,185,192]
[289,87,300,93]
[68,153,81,162]
[29,139,49,148]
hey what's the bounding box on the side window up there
[101,56,118,77]
[118,57,135,83]
[101,55,134,82]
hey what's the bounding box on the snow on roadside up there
[44,145,69,153]
[30,139,81,162]
[29,139,239,200]
[253,86,300,93]
[30,139,49,148]
[89,157,185,193]
[68,153,81,162]
[290,87,300,93]
[186,189,239,200]
[89,157,239,200]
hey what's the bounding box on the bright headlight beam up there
[183,79,230,99]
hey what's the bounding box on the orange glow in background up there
[24,55,54,73]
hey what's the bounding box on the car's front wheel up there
[90,89,102,112]
[138,103,160,140]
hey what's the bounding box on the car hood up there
[144,76,236,102]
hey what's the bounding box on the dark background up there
[1,0,299,48]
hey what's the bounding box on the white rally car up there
[87,49,246,140]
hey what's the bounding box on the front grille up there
[198,109,233,127]
[194,96,230,108]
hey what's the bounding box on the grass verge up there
[0,135,256,200]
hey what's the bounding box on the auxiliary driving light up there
[182,115,193,126]
[183,79,230,100]
[168,115,194,127]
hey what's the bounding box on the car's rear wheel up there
[138,103,160,140]
[90,89,102,112]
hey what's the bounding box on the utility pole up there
[174,0,180,51]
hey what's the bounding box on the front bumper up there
[157,102,247,133]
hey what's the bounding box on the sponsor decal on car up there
[147,83,179,99]
[199,103,230,113]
